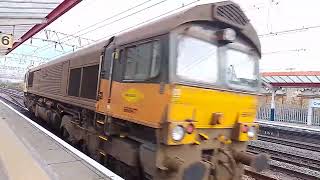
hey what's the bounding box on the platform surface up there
[0,100,121,180]
[257,119,320,132]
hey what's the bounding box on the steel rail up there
[244,168,277,180]
[258,134,320,153]
[269,164,319,180]
[248,145,320,172]
[0,90,26,110]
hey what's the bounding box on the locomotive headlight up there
[216,28,237,42]
[172,125,185,141]
[247,126,256,138]
[223,28,236,41]
[236,123,259,141]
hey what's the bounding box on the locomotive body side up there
[24,43,104,111]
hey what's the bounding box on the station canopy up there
[0,0,81,55]
[261,71,320,87]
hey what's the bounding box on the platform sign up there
[310,99,320,108]
[0,33,13,48]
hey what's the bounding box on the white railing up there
[257,106,270,121]
[312,109,320,126]
[257,105,320,126]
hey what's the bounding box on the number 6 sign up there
[0,33,13,48]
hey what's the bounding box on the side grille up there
[216,3,249,26]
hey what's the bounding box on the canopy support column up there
[270,89,276,121]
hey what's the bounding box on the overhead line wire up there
[74,0,169,38]
[34,0,169,54]
[31,0,154,53]
[259,24,320,37]
[48,0,201,60]
[98,0,200,41]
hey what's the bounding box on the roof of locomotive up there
[29,1,259,72]
[28,2,226,72]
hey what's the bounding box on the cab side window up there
[124,41,160,81]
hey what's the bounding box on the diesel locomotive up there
[24,1,268,180]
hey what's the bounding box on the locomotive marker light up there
[185,123,195,134]
[241,125,249,133]
[172,125,185,141]
[0,33,13,48]
[222,28,236,41]
[215,28,236,42]
[234,123,259,141]
[247,126,256,138]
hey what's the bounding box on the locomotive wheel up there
[60,127,70,141]
[105,156,142,180]
[77,139,89,155]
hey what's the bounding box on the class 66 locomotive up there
[24,1,268,180]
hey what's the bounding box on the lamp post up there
[270,89,276,121]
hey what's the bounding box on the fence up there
[313,109,320,126]
[257,105,320,126]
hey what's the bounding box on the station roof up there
[261,71,320,87]
[0,0,81,55]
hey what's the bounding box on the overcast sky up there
[7,0,320,73]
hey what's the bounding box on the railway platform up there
[0,100,122,180]
[257,120,320,133]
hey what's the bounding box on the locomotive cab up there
[148,22,265,178]
[167,23,260,142]
[171,24,259,92]
[156,22,264,180]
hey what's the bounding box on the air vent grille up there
[216,4,249,26]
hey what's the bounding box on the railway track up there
[259,124,320,146]
[269,164,319,180]
[247,131,320,180]
[244,168,277,180]
[0,88,26,110]
[248,146,320,179]
[248,145,320,172]
[0,87,23,97]
[258,134,320,153]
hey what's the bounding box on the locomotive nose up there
[234,151,269,172]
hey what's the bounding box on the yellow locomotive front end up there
[165,24,260,144]
[156,23,266,179]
